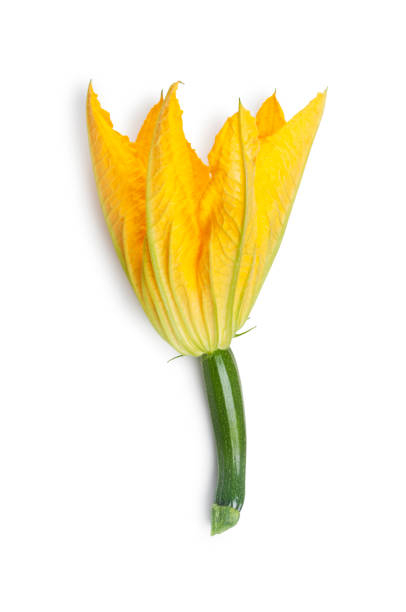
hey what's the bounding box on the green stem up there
[200,348,246,535]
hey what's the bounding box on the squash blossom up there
[87,82,326,535]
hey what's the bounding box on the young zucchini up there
[200,349,246,535]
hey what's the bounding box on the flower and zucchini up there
[87,82,325,534]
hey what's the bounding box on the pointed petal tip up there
[315,88,328,109]
[302,89,327,116]
[87,80,99,98]
[166,80,184,94]
[86,81,101,111]
[161,81,184,107]
[238,97,250,113]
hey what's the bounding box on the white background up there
[1,1,405,610]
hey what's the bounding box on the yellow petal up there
[86,82,162,293]
[144,83,210,355]
[122,94,163,298]
[87,82,133,273]
[238,91,326,326]
[256,92,286,139]
[140,240,186,354]
[200,101,259,347]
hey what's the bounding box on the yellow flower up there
[87,82,325,356]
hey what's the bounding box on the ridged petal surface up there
[247,91,327,322]
[144,83,210,355]
[86,82,162,296]
[87,83,326,355]
[200,102,259,348]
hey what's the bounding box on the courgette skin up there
[200,348,246,535]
